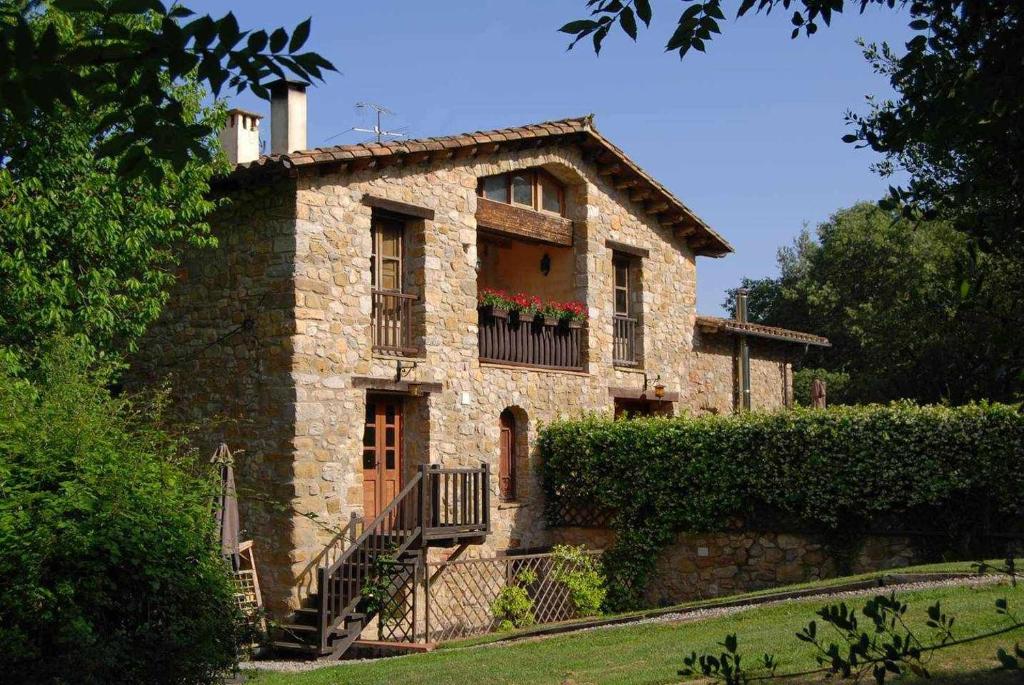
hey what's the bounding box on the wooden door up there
[499,410,516,501]
[362,396,403,520]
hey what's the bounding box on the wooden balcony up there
[478,308,583,371]
[372,289,417,356]
[613,314,639,366]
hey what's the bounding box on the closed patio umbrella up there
[211,443,241,571]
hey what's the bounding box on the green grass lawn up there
[245,576,1024,685]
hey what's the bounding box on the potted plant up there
[479,288,511,318]
[559,301,588,328]
[541,302,563,326]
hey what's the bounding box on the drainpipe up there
[736,288,751,411]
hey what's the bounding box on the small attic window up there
[477,168,565,216]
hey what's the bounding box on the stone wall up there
[552,526,916,606]
[126,180,302,613]
[131,139,803,615]
[646,530,915,605]
[685,329,793,414]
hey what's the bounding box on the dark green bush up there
[539,403,1024,610]
[0,342,240,684]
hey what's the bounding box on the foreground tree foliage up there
[561,1,1024,258]
[0,0,334,179]
[1,8,230,364]
[0,341,239,684]
[724,203,1024,404]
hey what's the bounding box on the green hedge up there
[538,403,1024,610]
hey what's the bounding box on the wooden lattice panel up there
[550,499,615,529]
[425,550,601,642]
[233,569,260,616]
[376,561,417,643]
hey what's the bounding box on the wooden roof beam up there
[598,164,622,177]
[630,188,653,202]
[646,200,670,214]
[615,178,641,190]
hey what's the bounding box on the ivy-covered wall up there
[539,403,1024,609]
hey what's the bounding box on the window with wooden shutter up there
[499,409,516,501]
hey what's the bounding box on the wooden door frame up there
[362,394,404,520]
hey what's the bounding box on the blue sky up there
[196,1,912,315]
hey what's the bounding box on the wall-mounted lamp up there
[540,253,551,276]
[654,382,666,399]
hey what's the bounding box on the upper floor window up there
[477,168,565,216]
[371,216,404,292]
[370,214,418,356]
[612,254,641,367]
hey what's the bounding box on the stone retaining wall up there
[552,526,916,606]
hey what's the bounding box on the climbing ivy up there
[539,403,1024,610]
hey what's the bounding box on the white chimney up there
[270,79,308,155]
[218,109,263,165]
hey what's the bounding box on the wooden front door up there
[362,396,403,520]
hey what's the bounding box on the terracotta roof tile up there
[229,114,730,255]
[695,315,830,347]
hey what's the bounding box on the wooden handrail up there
[317,462,490,654]
[613,314,638,366]
[372,288,418,355]
[478,309,583,370]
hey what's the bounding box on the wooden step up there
[271,640,321,657]
[277,623,317,634]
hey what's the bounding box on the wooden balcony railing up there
[478,309,583,371]
[613,314,638,366]
[372,289,417,356]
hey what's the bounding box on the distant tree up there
[725,202,1024,404]
[560,1,1024,257]
[0,0,334,179]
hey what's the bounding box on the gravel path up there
[242,574,1005,674]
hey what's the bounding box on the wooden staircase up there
[273,463,490,659]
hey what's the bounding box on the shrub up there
[0,342,240,684]
[539,403,1024,610]
[491,569,537,631]
[551,545,606,617]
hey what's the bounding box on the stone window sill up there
[480,361,590,377]
[614,364,646,373]
[373,352,426,363]
[498,501,526,510]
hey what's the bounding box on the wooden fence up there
[423,549,602,642]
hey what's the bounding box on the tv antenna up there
[353,102,406,143]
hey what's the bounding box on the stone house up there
[130,81,833,655]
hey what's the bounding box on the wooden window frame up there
[476,168,565,217]
[613,255,631,316]
[371,215,405,292]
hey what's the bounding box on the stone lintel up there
[351,376,443,395]
[604,239,650,259]
[607,386,680,402]
[362,194,436,220]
